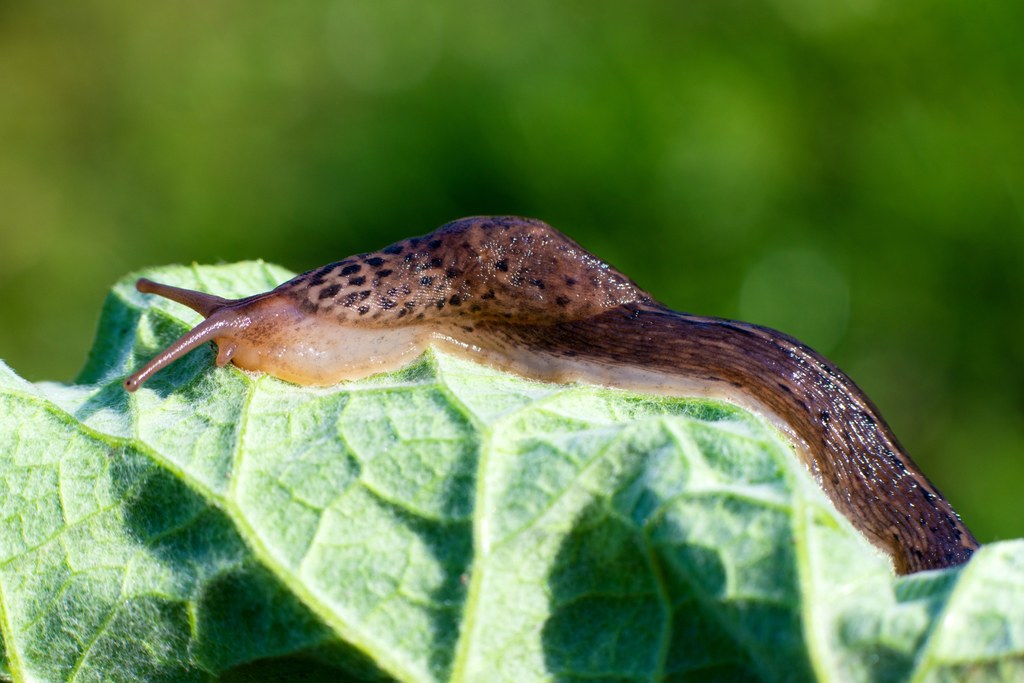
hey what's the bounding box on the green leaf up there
[0,261,1022,682]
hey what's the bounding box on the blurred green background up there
[1,1,1021,543]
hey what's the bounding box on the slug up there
[124,215,977,574]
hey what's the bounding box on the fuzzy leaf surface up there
[0,262,1021,682]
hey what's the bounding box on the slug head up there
[125,277,427,391]
[124,279,310,391]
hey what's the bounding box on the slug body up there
[125,216,978,574]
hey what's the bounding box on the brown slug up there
[124,215,978,574]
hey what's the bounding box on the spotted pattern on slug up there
[284,216,647,324]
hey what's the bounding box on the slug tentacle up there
[124,215,979,574]
[135,277,233,317]
[215,343,237,367]
[124,312,243,392]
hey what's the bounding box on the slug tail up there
[135,278,232,317]
[124,313,236,392]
